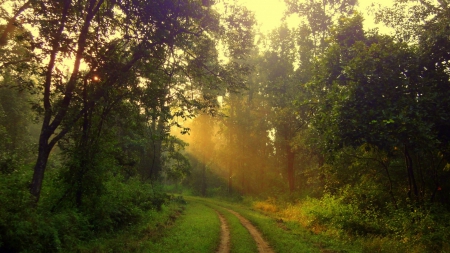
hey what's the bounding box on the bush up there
[297,193,450,252]
[0,169,172,252]
[88,176,170,233]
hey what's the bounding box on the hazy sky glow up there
[237,0,394,34]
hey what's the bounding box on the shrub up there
[0,168,173,252]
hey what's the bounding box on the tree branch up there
[0,0,31,46]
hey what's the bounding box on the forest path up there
[175,196,349,253]
[223,207,274,253]
[188,196,273,253]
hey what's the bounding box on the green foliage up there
[163,136,191,181]
[302,193,385,236]
[309,11,450,209]
[89,177,170,233]
[297,194,450,252]
[0,168,89,252]
[0,164,172,252]
[0,79,36,174]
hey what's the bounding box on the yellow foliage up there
[253,201,278,213]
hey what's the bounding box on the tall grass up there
[252,194,450,253]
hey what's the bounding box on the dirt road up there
[215,207,274,253]
[225,208,274,253]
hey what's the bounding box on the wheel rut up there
[214,205,274,253]
[216,210,231,253]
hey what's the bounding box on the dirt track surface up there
[216,211,231,253]
[225,208,274,253]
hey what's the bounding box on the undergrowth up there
[252,194,450,253]
[0,168,181,252]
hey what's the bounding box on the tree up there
[310,13,450,205]
[0,72,36,174]
[185,114,216,196]
[260,24,298,193]
[249,0,358,193]
[1,0,255,203]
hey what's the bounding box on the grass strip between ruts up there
[143,199,221,253]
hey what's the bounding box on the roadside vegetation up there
[252,195,450,252]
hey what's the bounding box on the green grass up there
[143,199,221,253]
[201,197,362,253]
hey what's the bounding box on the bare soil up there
[216,211,231,253]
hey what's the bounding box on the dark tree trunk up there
[201,161,207,197]
[259,157,265,193]
[404,145,418,201]
[228,117,234,195]
[287,145,295,193]
[228,162,233,195]
[241,166,245,194]
[149,107,164,180]
[381,158,397,209]
[30,130,52,202]
[75,78,90,207]
[150,139,162,180]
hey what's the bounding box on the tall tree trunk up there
[201,159,207,197]
[287,145,295,193]
[259,143,267,193]
[150,138,162,180]
[404,145,418,201]
[228,160,233,195]
[75,79,91,207]
[381,158,397,208]
[228,106,234,195]
[241,166,245,194]
[149,107,163,180]
[30,130,52,202]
